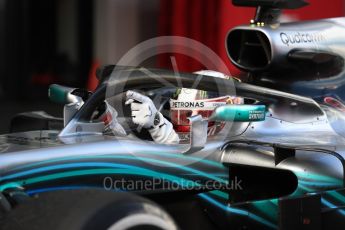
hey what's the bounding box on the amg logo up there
[280,32,325,46]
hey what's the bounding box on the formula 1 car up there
[2,0,345,230]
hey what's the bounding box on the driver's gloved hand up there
[125,90,179,144]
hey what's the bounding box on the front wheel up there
[1,190,178,230]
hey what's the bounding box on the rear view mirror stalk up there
[183,115,208,154]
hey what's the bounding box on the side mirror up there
[48,84,82,104]
[210,104,266,122]
[49,84,86,127]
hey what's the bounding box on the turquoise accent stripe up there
[11,151,224,172]
[270,199,278,206]
[328,191,345,203]
[3,157,227,184]
[198,193,276,229]
[252,200,278,222]
[299,180,340,187]
[321,198,345,216]
[199,193,247,216]
[0,168,201,191]
[27,185,97,195]
[295,172,342,185]
[212,104,266,122]
[1,162,137,181]
[0,182,22,191]
[209,190,228,200]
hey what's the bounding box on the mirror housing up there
[49,84,87,127]
[210,104,266,122]
[48,84,82,105]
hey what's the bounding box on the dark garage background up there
[0,0,343,134]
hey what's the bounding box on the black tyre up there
[1,190,178,230]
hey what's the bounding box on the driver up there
[105,70,242,144]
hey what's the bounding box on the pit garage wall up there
[93,0,159,66]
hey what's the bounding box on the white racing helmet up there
[170,70,243,137]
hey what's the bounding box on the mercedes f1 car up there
[2,0,345,229]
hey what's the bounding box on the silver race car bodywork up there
[1,66,345,229]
